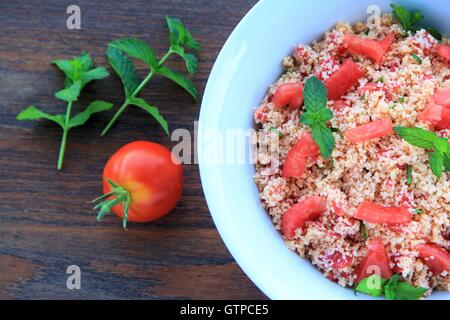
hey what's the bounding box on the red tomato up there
[95,141,183,227]
[433,87,450,108]
[282,196,327,239]
[353,201,412,225]
[436,44,450,62]
[282,132,320,178]
[325,60,365,100]
[417,244,450,275]
[344,34,395,64]
[420,102,450,130]
[272,83,304,109]
[355,238,393,283]
[344,119,393,143]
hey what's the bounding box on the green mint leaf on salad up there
[17,52,112,170]
[391,4,442,40]
[429,151,444,179]
[358,274,427,300]
[102,16,200,136]
[356,275,386,297]
[384,275,428,300]
[394,126,449,179]
[300,76,336,159]
[394,126,439,149]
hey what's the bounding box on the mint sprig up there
[17,53,112,170]
[101,16,200,136]
[356,274,427,300]
[391,4,442,40]
[394,126,450,179]
[300,77,335,159]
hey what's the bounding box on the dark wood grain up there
[0,0,266,299]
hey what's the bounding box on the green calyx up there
[92,179,132,229]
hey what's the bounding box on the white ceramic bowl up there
[198,0,450,300]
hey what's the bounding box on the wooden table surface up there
[0,0,266,299]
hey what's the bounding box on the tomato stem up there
[92,179,132,229]
[100,49,173,137]
[57,101,73,170]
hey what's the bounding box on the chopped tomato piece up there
[344,34,395,64]
[417,244,450,275]
[420,102,444,123]
[283,132,320,178]
[344,119,393,143]
[355,238,393,283]
[282,196,327,239]
[354,201,412,225]
[433,87,450,109]
[325,60,365,100]
[420,102,450,130]
[436,44,450,62]
[272,83,304,109]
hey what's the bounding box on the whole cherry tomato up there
[93,141,183,228]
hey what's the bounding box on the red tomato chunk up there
[325,60,365,100]
[355,238,393,283]
[417,244,450,275]
[354,201,412,225]
[272,83,304,109]
[436,44,450,62]
[344,34,395,64]
[283,132,319,178]
[344,119,393,143]
[282,196,327,239]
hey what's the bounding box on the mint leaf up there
[356,275,386,297]
[17,106,65,128]
[434,138,450,154]
[384,275,427,300]
[69,101,113,129]
[318,108,333,122]
[55,81,82,102]
[444,153,450,172]
[157,66,198,101]
[107,47,140,98]
[384,274,399,300]
[394,282,428,300]
[300,111,320,126]
[429,151,444,179]
[129,97,169,136]
[81,67,109,86]
[304,76,328,112]
[394,126,438,149]
[110,38,160,70]
[391,4,424,32]
[53,53,106,88]
[311,123,335,159]
[166,16,201,52]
